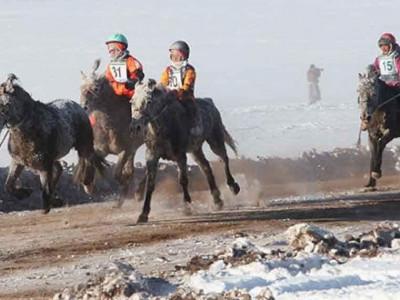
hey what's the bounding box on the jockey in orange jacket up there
[105,33,144,99]
[160,40,203,135]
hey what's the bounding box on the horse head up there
[0,74,29,130]
[130,78,168,136]
[80,59,113,112]
[357,66,377,123]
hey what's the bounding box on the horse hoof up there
[134,192,143,202]
[364,178,377,189]
[214,199,224,211]
[371,172,381,179]
[13,188,33,199]
[183,202,193,215]
[52,196,64,208]
[42,207,50,214]
[112,199,124,209]
[137,214,148,223]
[230,183,240,195]
[83,185,95,194]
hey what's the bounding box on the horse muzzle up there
[130,117,147,137]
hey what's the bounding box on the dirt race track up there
[1,150,400,299]
[1,173,400,299]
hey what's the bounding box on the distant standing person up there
[307,64,323,103]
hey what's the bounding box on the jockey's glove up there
[125,79,137,90]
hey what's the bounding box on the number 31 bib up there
[110,61,128,83]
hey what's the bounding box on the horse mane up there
[80,73,110,94]
[80,59,112,96]
[366,64,379,80]
[5,82,37,106]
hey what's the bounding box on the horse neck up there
[8,90,34,128]
[149,94,176,124]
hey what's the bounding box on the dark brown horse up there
[130,78,240,223]
[0,74,106,213]
[358,66,400,188]
[80,60,144,206]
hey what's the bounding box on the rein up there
[150,103,170,122]
[0,129,9,148]
[374,91,400,111]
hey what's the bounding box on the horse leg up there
[50,161,64,208]
[121,153,136,198]
[191,148,223,209]
[207,138,240,195]
[113,150,131,208]
[366,137,378,188]
[176,155,192,214]
[5,161,33,199]
[135,172,147,201]
[38,167,54,214]
[366,136,390,188]
[137,156,159,223]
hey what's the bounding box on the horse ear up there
[91,59,101,78]
[148,78,157,87]
[81,71,88,81]
[5,73,17,93]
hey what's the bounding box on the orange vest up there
[106,55,144,98]
[160,64,196,95]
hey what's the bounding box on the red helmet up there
[378,33,396,47]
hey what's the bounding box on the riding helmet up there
[106,33,128,47]
[169,40,190,59]
[378,33,396,47]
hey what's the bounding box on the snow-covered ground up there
[1,1,400,299]
[54,221,400,300]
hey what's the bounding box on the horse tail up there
[223,126,238,156]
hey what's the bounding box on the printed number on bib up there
[169,69,183,89]
[110,61,128,83]
[380,58,397,75]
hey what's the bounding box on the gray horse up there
[80,60,144,206]
[358,65,400,188]
[130,78,240,223]
[0,74,106,213]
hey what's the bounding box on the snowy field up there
[1,0,400,299]
[1,0,400,165]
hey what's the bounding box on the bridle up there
[132,90,170,125]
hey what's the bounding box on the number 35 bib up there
[110,61,128,83]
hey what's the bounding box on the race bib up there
[110,61,128,83]
[168,68,183,89]
[379,57,397,75]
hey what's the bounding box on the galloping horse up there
[80,60,144,206]
[358,65,400,187]
[130,78,240,223]
[0,74,106,213]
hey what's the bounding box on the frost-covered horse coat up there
[0,74,106,213]
[130,78,240,223]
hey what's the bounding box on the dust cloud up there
[1,146,399,214]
